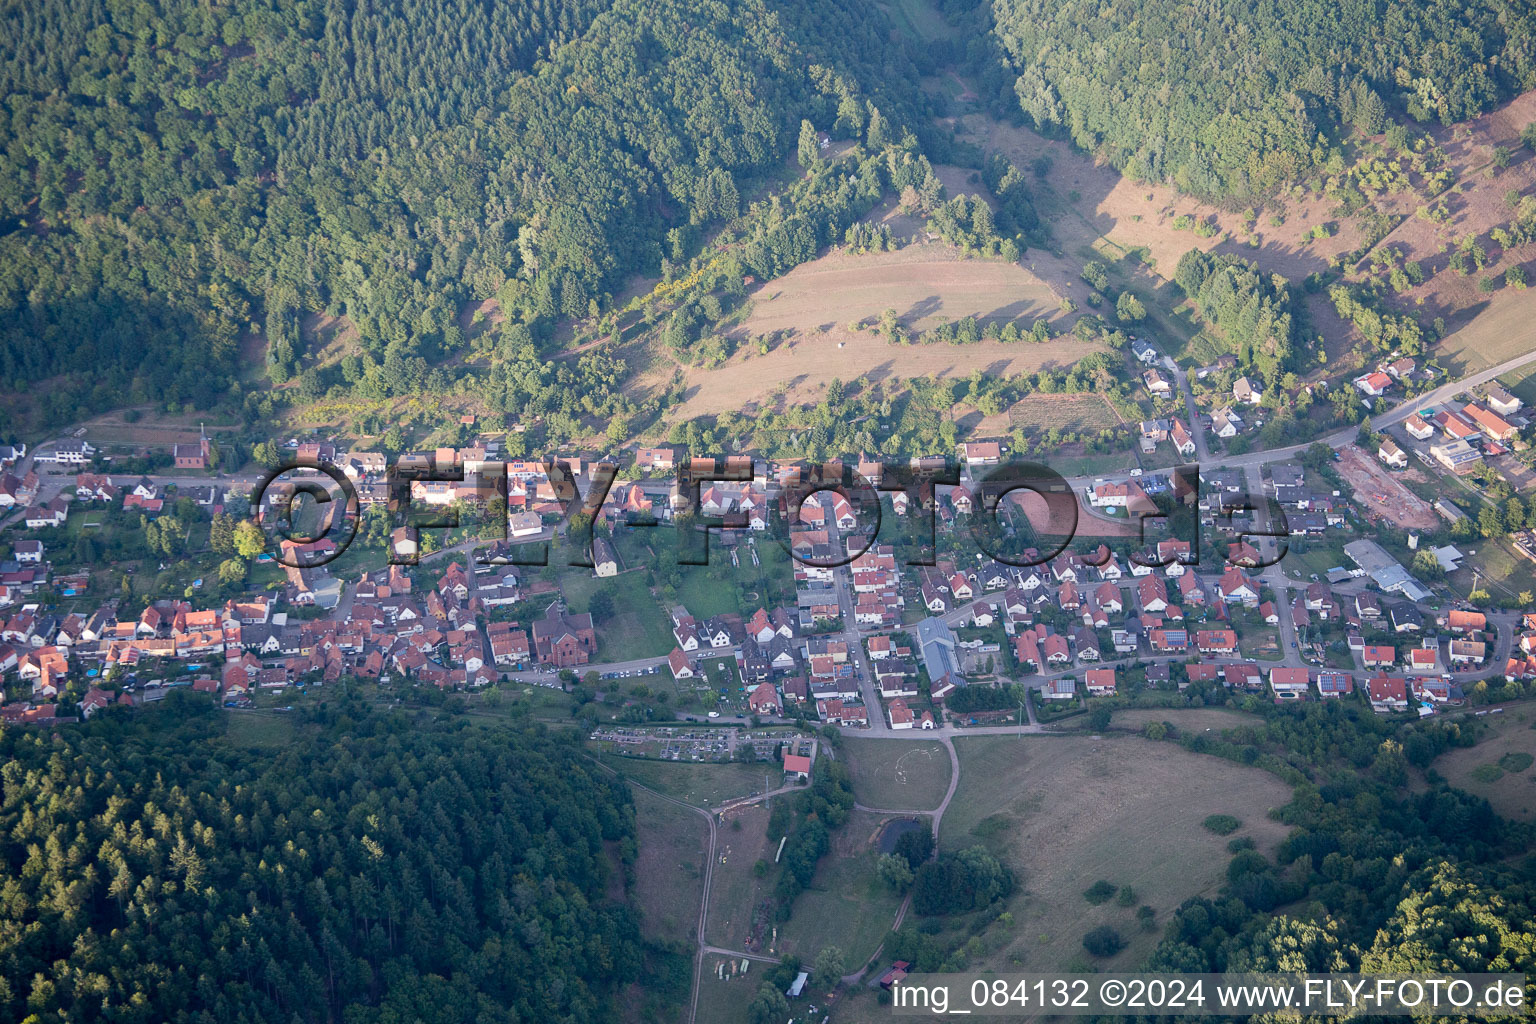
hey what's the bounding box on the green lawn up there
[675,567,743,619]
[597,753,778,807]
[561,570,675,660]
[842,738,952,811]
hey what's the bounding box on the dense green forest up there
[0,0,920,425]
[983,0,1536,200]
[0,700,674,1024]
[1174,250,1298,380]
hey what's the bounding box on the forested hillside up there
[0,702,662,1024]
[986,0,1536,200]
[0,0,919,420]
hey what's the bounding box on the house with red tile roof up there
[748,681,781,715]
[1367,675,1408,712]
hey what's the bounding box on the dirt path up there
[841,736,962,985]
[586,757,720,1024]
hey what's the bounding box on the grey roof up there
[916,616,965,687]
[1344,539,1432,602]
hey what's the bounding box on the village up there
[0,385,1531,756]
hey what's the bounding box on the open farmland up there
[1432,286,1536,375]
[657,328,1105,421]
[740,242,1064,338]
[940,734,1292,973]
[1435,712,1536,821]
[1008,392,1124,434]
[842,737,952,811]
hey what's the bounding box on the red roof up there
[1368,676,1407,702]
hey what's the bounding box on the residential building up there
[1430,439,1482,474]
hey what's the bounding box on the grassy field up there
[1434,711,1536,821]
[598,753,778,807]
[1443,536,1536,604]
[841,737,952,811]
[704,802,779,952]
[223,711,298,749]
[560,570,675,660]
[778,810,906,965]
[693,964,756,1024]
[939,734,1293,973]
[1434,287,1536,374]
[1048,452,1145,479]
[1110,707,1265,732]
[879,0,955,41]
[1008,393,1123,435]
[740,243,1062,339]
[674,568,742,619]
[1498,364,1536,407]
[629,785,710,945]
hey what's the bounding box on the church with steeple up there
[174,425,211,470]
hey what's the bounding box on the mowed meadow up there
[939,735,1292,972]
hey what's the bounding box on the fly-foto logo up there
[249,454,1289,571]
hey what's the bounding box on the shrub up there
[1203,814,1242,835]
[1471,763,1505,783]
[1083,880,1117,904]
[1499,752,1534,774]
[1116,886,1137,907]
[1083,926,1124,957]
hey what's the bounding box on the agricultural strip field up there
[940,734,1293,973]
[628,785,710,945]
[841,737,952,811]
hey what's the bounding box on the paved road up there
[1242,463,1305,669]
